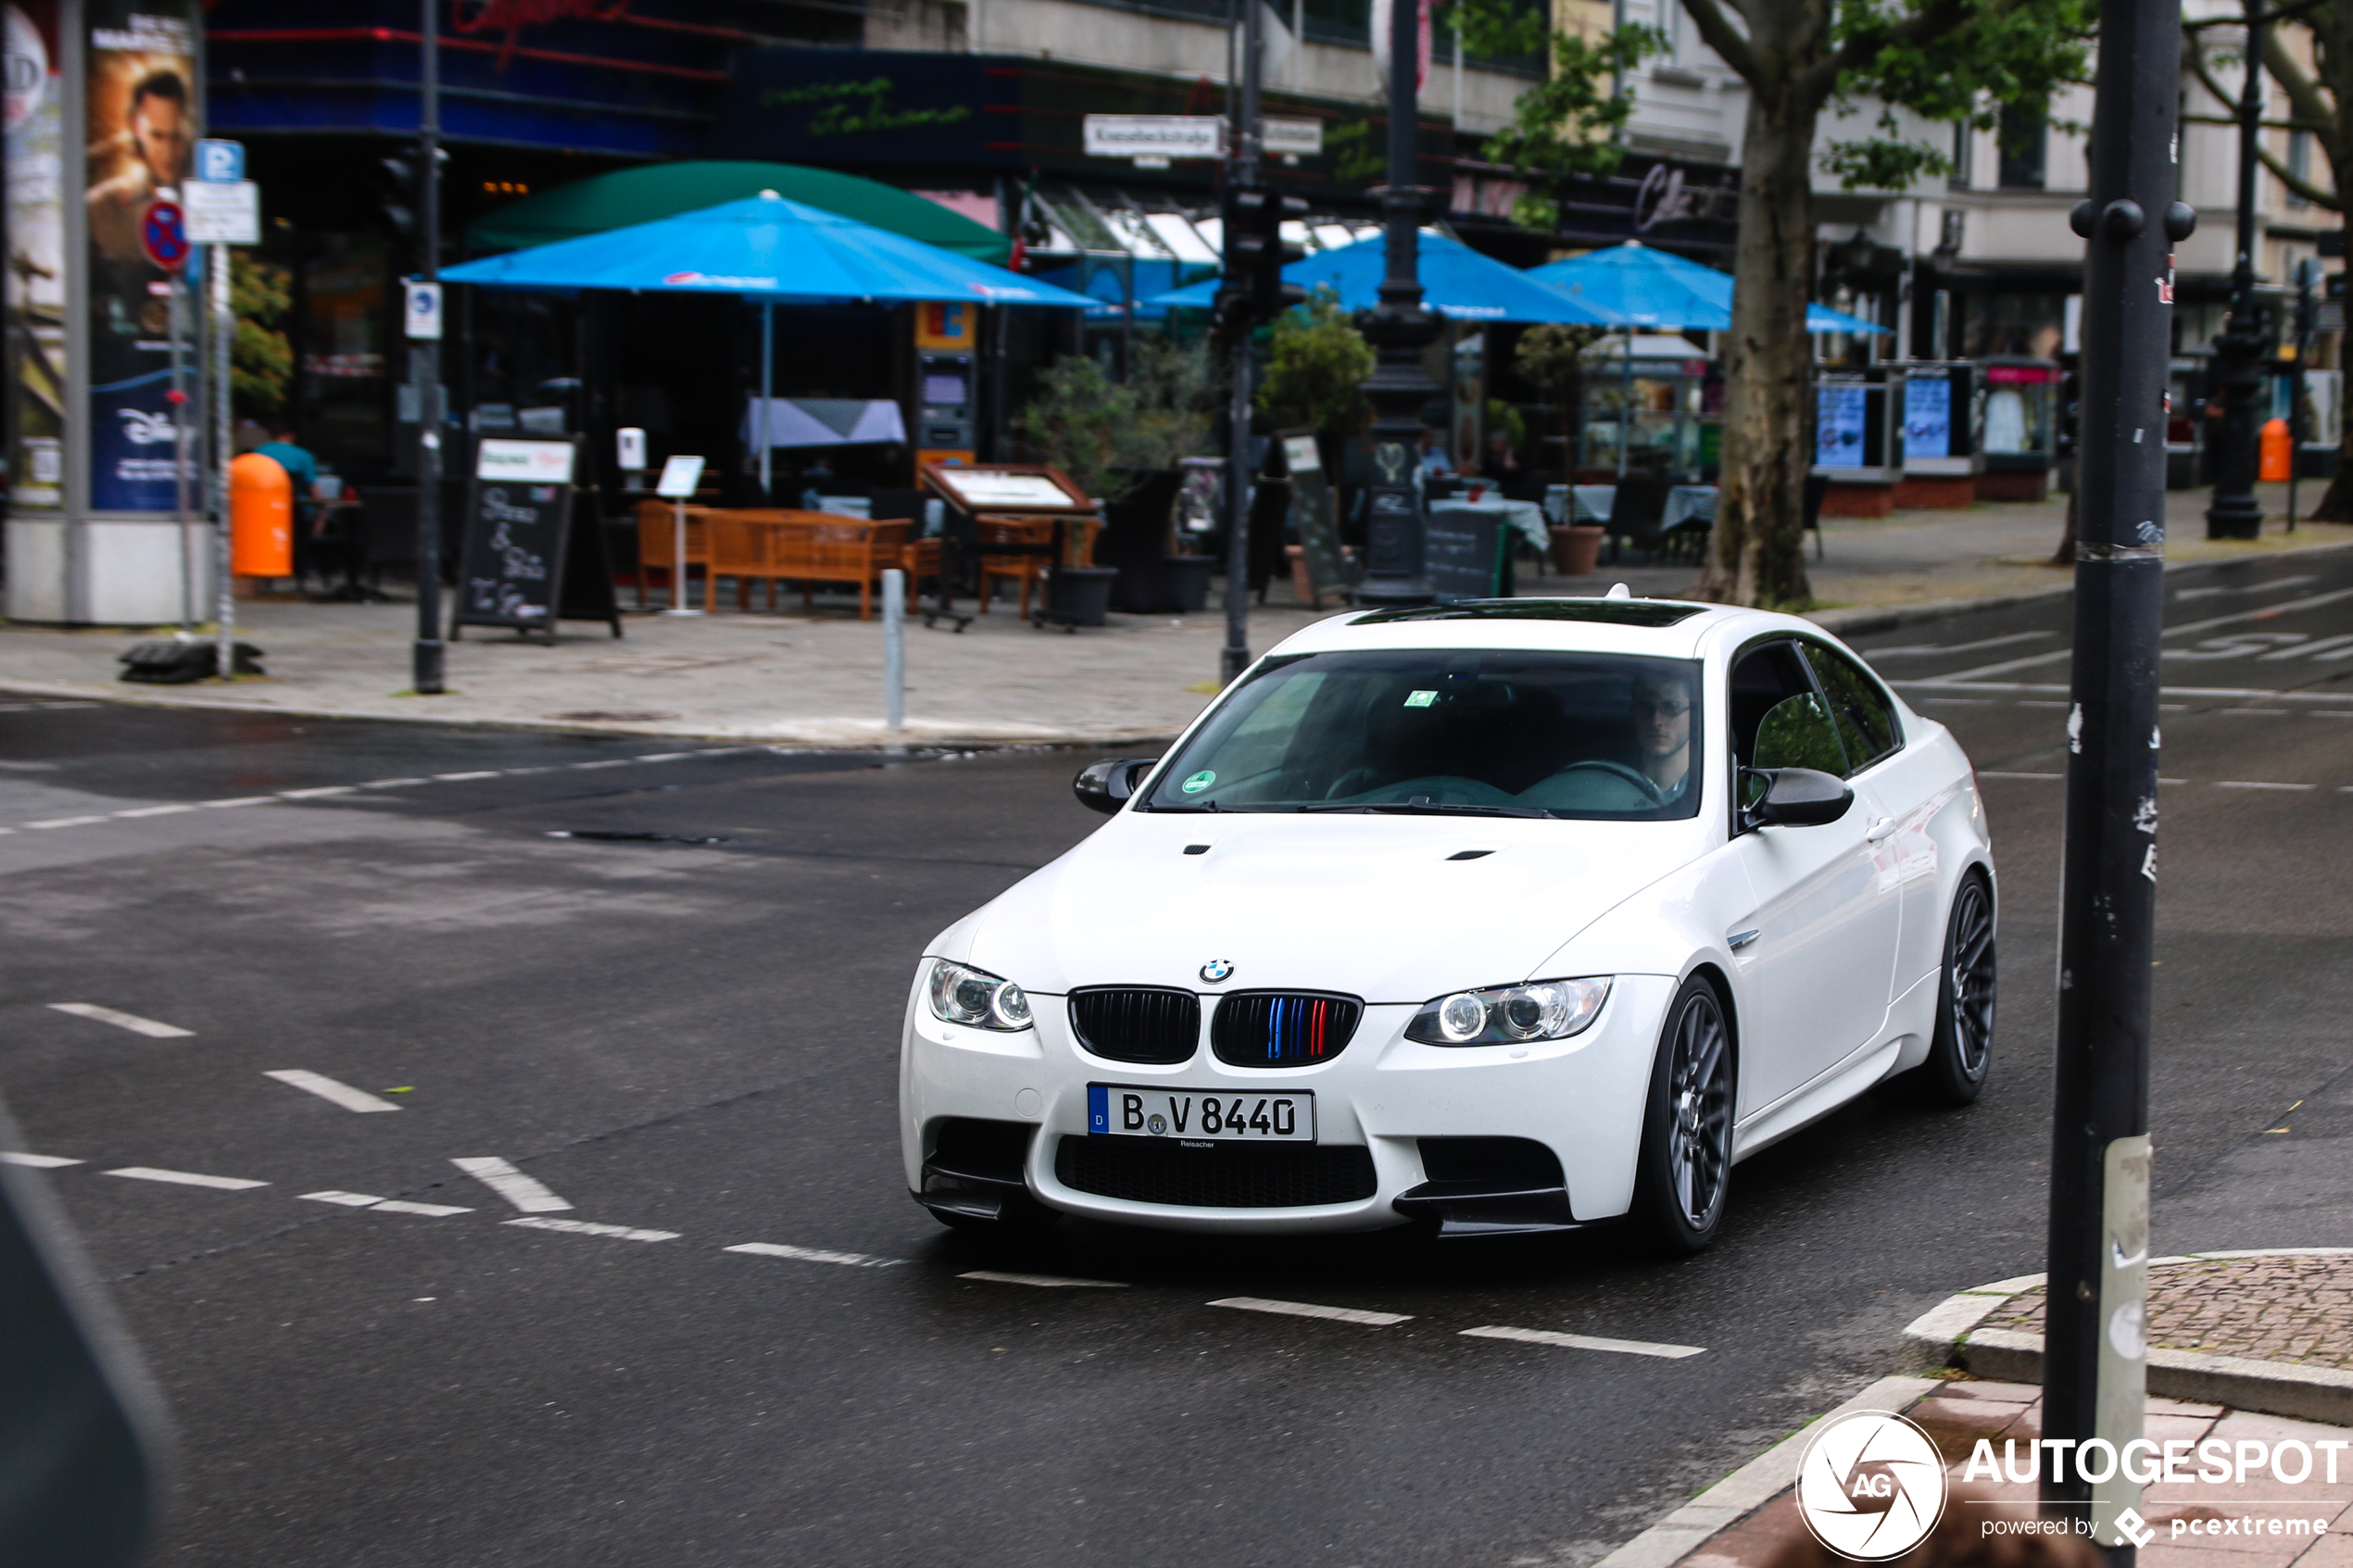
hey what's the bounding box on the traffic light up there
[1216,183,1308,338]
[376,146,449,242]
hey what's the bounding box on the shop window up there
[1996,101,2046,190]
[1949,120,1974,188]
[1301,0,1369,44]
[297,233,391,471]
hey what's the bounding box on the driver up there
[1630,668,1696,802]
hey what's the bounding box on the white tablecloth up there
[1663,485,1718,532]
[1569,485,1617,525]
[1445,495,1549,552]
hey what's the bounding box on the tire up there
[1629,974,1735,1255]
[1915,872,1996,1106]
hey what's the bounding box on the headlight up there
[927,959,1034,1032]
[1406,976,1611,1046]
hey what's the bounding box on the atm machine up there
[912,301,979,470]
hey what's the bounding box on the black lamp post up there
[1352,0,1440,608]
[2206,0,2267,541]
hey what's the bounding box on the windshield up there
[1141,649,1705,820]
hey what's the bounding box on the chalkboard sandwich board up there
[1279,431,1348,608]
[1423,505,1506,604]
[451,437,621,644]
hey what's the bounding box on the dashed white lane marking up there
[506,1217,676,1242]
[433,771,502,781]
[104,1166,267,1191]
[359,778,427,789]
[2216,781,2317,791]
[1,1152,83,1167]
[1980,771,2060,780]
[1460,1324,1707,1359]
[28,815,107,829]
[49,1002,194,1038]
[300,1190,472,1217]
[960,1270,1127,1288]
[110,803,197,818]
[199,796,278,809]
[1208,1297,1411,1326]
[726,1241,908,1269]
[277,784,359,798]
[265,1070,402,1113]
[449,1156,573,1212]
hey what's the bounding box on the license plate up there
[1088,1085,1315,1143]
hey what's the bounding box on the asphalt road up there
[3,547,2349,1568]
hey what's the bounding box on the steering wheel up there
[1547,760,1667,804]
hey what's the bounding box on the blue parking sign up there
[195,139,245,183]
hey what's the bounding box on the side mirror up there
[1073,758,1157,815]
[1741,766,1854,830]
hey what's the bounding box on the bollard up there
[883,568,905,731]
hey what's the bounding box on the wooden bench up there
[707,512,912,620]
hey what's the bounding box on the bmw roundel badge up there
[1200,959,1234,984]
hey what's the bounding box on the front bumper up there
[898,973,1676,1235]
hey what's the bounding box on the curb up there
[1590,1374,1944,1568]
[1898,1248,2353,1426]
[0,676,1184,754]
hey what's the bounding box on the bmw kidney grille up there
[1210,993,1363,1067]
[1066,987,1202,1064]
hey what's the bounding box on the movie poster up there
[83,0,195,512]
[6,0,64,511]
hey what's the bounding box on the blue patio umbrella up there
[1147,232,1620,324]
[1525,242,1887,333]
[442,192,1097,307]
[444,192,1094,493]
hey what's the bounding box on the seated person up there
[1417,428,1453,476]
[1479,429,1522,485]
[1629,667,1696,805]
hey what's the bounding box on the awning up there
[467,160,1011,266]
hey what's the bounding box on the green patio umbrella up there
[464,160,1009,266]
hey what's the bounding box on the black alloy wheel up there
[1918,872,1997,1106]
[1632,975,1734,1254]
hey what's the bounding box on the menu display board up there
[1816,384,1869,469]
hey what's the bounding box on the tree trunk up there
[1694,83,1818,606]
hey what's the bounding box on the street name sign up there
[1083,116,1225,160]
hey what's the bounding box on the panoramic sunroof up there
[1349,598,1711,628]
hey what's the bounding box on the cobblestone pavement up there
[1678,1382,2353,1568]
[1982,1255,2353,1372]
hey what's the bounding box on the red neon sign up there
[451,0,634,70]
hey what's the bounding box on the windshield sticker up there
[1403,690,1438,708]
[1181,770,1216,794]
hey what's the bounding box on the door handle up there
[1727,927,1761,951]
[1865,816,1897,843]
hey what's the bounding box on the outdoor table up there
[1445,494,1549,554]
[1571,485,1617,525]
[1662,485,1718,533]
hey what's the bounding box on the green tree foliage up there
[230,253,293,423]
[1468,11,1664,230]
[1254,287,1375,449]
[1016,337,1214,500]
[1514,322,1606,469]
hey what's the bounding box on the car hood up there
[962,810,1705,1003]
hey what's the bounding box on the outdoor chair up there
[1605,473,1668,562]
[977,516,1101,619]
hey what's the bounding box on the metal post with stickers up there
[188,137,260,683]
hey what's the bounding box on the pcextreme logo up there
[1794,1411,1950,1561]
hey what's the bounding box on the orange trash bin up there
[231,451,294,577]
[2260,417,2294,483]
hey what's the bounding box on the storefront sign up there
[478,437,577,483]
[1816,383,1869,469]
[1082,115,1224,160]
[1903,375,1951,460]
[84,0,198,513]
[1263,119,1323,157]
[6,0,65,513]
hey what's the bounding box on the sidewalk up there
[1597,1251,2353,1568]
[3,485,2347,746]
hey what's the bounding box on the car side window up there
[1752,692,1848,774]
[1729,642,1819,769]
[1801,644,1901,773]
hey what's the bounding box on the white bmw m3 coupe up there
[900,596,1996,1251]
